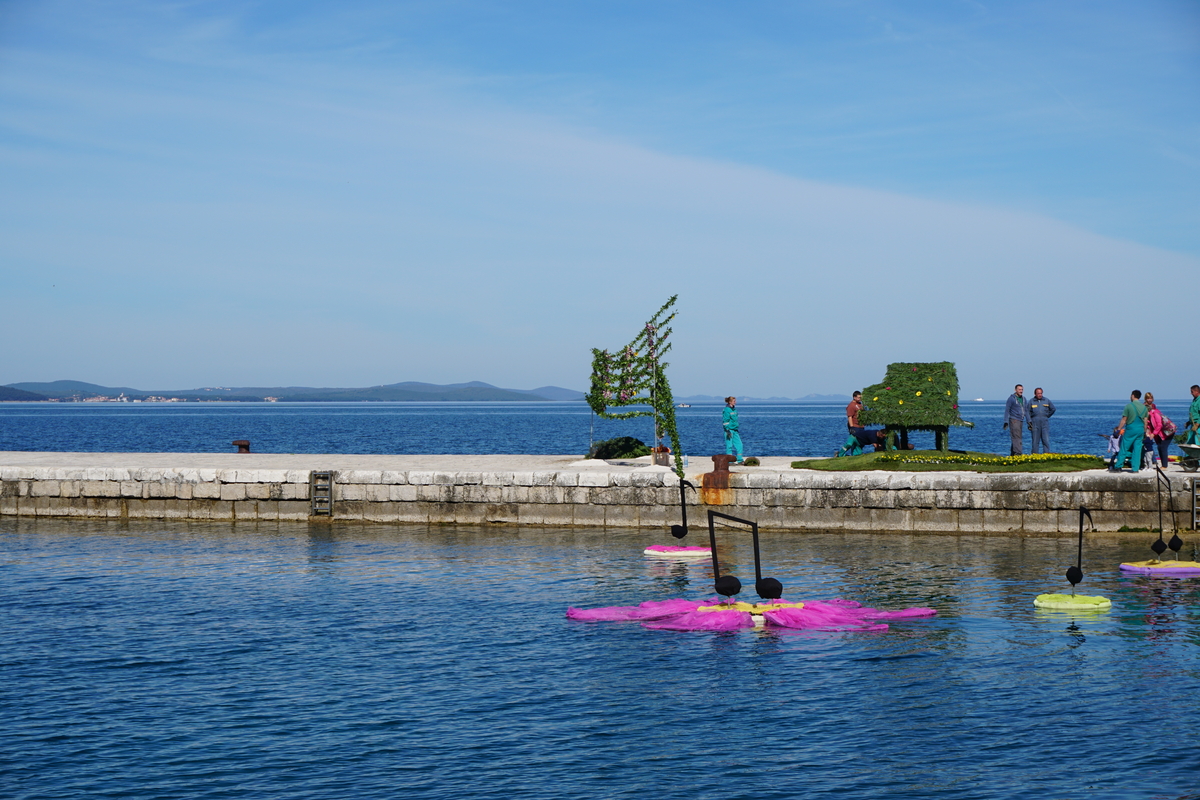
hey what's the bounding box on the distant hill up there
[0,385,48,401]
[272,385,541,402]
[521,386,586,401]
[8,380,143,398]
[675,393,852,404]
[4,380,846,404]
[3,380,585,402]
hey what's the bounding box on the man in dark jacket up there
[1028,387,1056,454]
[1004,384,1027,456]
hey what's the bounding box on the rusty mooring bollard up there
[700,454,737,505]
[232,440,251,454]
[710,454,737,473]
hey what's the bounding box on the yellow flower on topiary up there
[898,400,904,405]
[916,391,922,396]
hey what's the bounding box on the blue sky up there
[2,0,1197,399]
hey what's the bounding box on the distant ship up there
[677,403,691,407]
[974,398,984,401]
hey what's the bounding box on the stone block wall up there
[1,464,1193,532]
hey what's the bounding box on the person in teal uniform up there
[723,396,744,464]
[1188,384,1200,446]
[1111,390,1148,472]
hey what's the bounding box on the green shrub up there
[590,436,651,459]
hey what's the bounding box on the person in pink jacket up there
[1144,392,1172,470]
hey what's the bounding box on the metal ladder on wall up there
[1193,477,1198,532]
[310,471,334,516]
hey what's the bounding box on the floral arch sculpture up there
[585,296,684,476]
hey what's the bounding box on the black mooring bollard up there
[232,440,251,454]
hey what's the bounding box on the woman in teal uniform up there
[1112,390,1148,472]
[723,396,744,464]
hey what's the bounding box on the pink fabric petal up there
[566,598,703,622]
[859,607,938,620]
[764,601,889,631]
[642,610,754,631]
[764,600,936,631]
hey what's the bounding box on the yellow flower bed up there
[876,452,1098,466]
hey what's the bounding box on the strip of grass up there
[791,450,1108,473]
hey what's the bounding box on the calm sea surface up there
[0,400,1193,458]
[2,519,1198,800]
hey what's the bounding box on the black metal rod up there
[679,478,690,533]
[1077,506,1089,571]
[750,521,763,581]
[707,511,722,581]
[1156,467,1164,539]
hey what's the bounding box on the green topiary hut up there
[858,362,973,452]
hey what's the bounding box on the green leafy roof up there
[858,361,974,429]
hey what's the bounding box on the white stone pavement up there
[0,451,1183,480]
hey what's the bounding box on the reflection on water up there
[2,518,1199,800]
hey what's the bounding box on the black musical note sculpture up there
[1066,506,1094,594]
[670,477,696,539]
[706,509,782,602]
[1152,467,1183,558]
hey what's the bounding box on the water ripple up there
[2,519,1199,799]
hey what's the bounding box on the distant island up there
[1,380,584,403]
[1,380,852,404]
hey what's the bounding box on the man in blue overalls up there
[1028,388,1056,454]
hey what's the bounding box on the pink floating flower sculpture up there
[566,597,936,632]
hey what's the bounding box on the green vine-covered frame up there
[585,296,684,475]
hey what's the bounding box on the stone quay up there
[1,452,1195,534]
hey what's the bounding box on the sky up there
[2,0,1198,400]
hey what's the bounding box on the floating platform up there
[1119,560,1200,576]
[1033,593,1112,611]
[643,544,711,557]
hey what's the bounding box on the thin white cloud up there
[1,1,1196,399]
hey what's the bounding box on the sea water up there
[2,518,1198,800]
[0,400,1192,459]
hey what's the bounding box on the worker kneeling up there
[836,428,889,457]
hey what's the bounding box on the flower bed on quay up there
[792,451,1108,473]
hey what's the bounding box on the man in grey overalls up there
[1028,387,1056,454]
[1004,384,1027,456]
